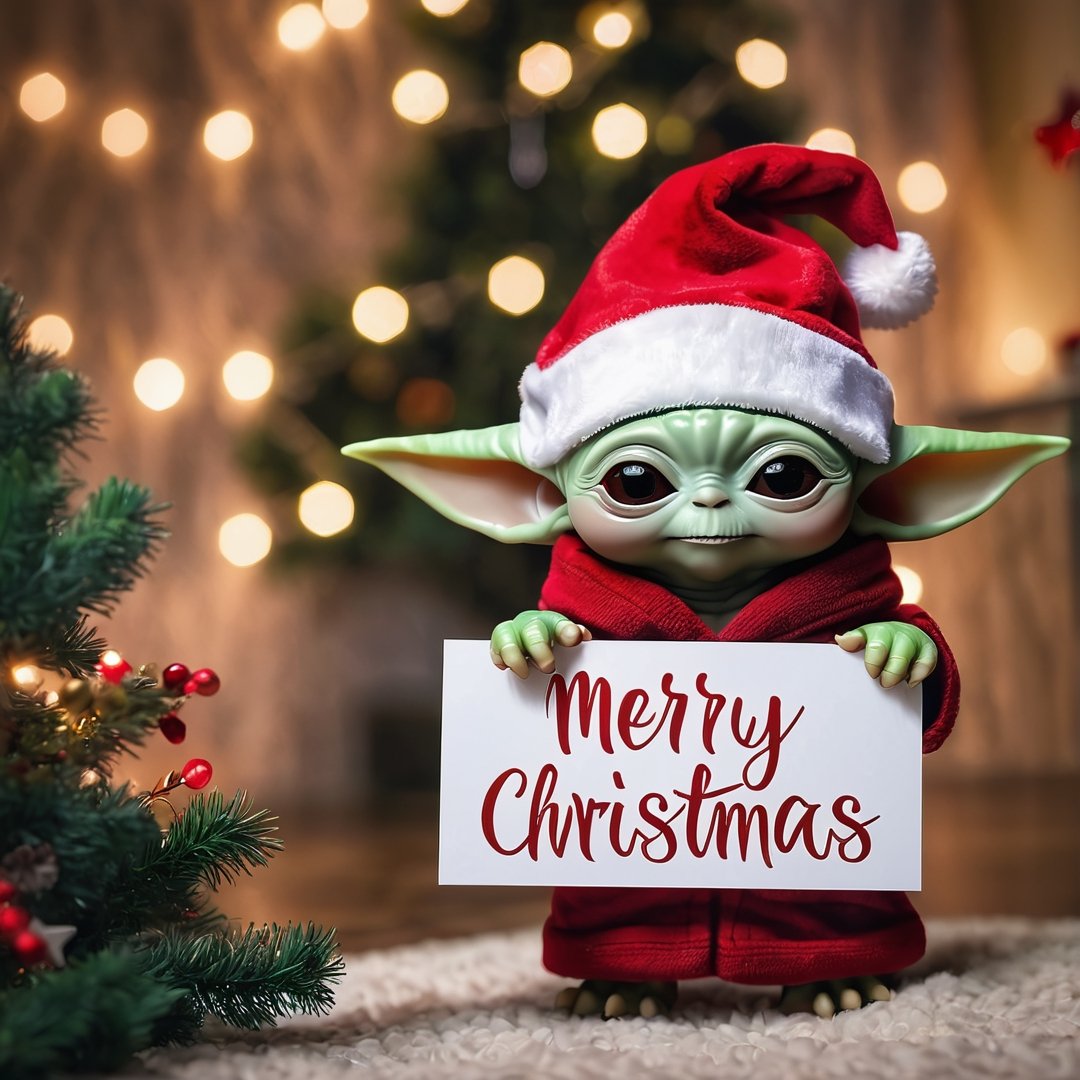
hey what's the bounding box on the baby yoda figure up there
[345,146,1068,1020]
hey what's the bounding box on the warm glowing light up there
[101,650,123,667]
[518,42,573,98]
[421,0,469,15]
[591,103,648,159]
[391,69,450,125]
[13,665,43,691]
[593,11,633,48]
[19,73,66,122]
[352,286,409,342]
[734,39,787,89]
[101,108,149,157]
[28,314,74,356]
[897,161,947,213]
[278,3,326,50]
[893,565,924,605]
[203,110,254,161]
[133,358,185,411]
[222,351,274,401]
[218,513,273,567]
[298,481,355,537]
[487,255,545,315]
[322,0,368,28]
[805,127,856,156]
[1000,327,1047,375]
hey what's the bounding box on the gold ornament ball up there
[59,679,93,713]
[94,686,129,718]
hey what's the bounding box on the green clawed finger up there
[490,610,592,680]
[835,622,938,688]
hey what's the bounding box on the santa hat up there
[518,143,936,467]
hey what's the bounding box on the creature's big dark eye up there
[747,456,824,500]
[601,462,676,505]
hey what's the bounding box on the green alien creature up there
[345,145,1068,1020]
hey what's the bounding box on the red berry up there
[189,668,221,697]
[162,663,191,691]
[181,758,213,789]
[12,930,47,965]
[0,880,15,904]
[159,713,187,744]
[0,905,31,937]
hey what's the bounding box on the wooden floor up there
[219,776,1079,954]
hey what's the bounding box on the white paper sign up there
[440,640,922,891]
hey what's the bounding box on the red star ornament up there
[1034,89,1080,166]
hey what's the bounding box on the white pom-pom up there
[841,230,937,330]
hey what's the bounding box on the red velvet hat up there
[518,144,936,466]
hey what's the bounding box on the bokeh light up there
[805,127,856,156]
[396,378,455,427]
[734,39,787,89]
[203,110,254,160]
[218,513,273,567]
[420,0,469,15]
[1000,327,1047,375]
[897,161,947,213]
[19,73,66,122]
[893,565,924,605]
[352,286,409,342]
[222,350,275,401]
[298,481,355,537]
[278,4,326,50]
[591,103,647,159]
[656,114,693,154]
[101,108,149,157]
[592,11,633,48]
[518,42,573,97]
[28,314,74,356]
[13,665,43,691]
[391,70,449,124]
[133,358,185,411]
[487,255,545,315]
[322,0,368,29]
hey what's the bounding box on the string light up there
[322,0,368,29]
[734,39,787,89]
[805,127,856,156]
[518,42,573,97]
[19,73,66,122]
[298,481,355,537]
[133,358,185,411]
[218,513,272,567]
[592,103,647,159]
[100,650,123,667]
[1000,327,1047,375]
[27,314,74,356]
[222,350,274,401]
[278,4,326,50]
[592,11,633,48]
[420,0,469,15]
[101,108,149,157]
[13,665,44,692]
[897,161,947,213]
[893,565,924,605]
[203,111,254,161]
[391,70,449,124]
[487,255,545,315]
[352,286,409,342]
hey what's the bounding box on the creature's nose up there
[692,486,729,509]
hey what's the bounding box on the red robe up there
[537,533,959,986]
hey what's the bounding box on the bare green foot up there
[555,979,678,1019]
[778,975,894,1017]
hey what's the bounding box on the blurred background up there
[1,0,1076,950]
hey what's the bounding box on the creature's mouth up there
[670,535,753,545]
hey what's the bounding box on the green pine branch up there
[139,922,343,1036]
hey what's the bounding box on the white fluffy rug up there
[132,919,1080,1079]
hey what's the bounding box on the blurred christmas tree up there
[237,0,797,612]
[0,288,342,1078]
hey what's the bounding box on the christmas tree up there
[237,0,796,613]
[0,287,342,1078]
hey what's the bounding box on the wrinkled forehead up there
[561,407,852,477]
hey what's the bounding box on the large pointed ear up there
[851,424,1070,541]
[342,423,570,545]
